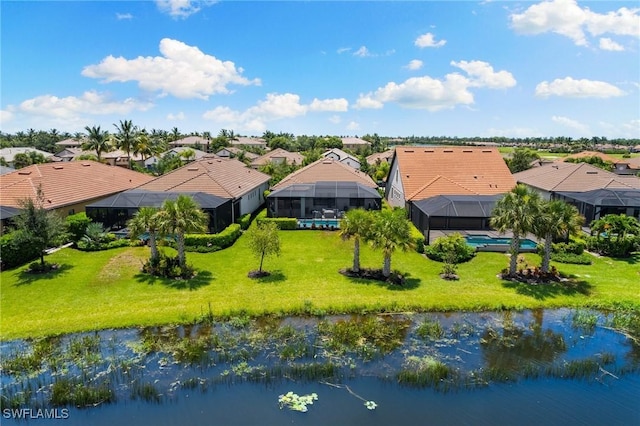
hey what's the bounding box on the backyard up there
[2,230,639,341]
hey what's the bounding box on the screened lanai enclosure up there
[267,181,382,218]
[85,190,233,233]
[410,194,503,242]
[554,189,640,223]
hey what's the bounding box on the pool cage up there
[267,181,382,219]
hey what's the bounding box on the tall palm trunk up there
[149,232,159,261]
[508,234,520,276]
[352,237,360,273]
[177,232,186,267]
[382,253,392,278]
[541,232,553,273]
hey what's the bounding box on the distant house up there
[55,138,84,150]
[366,149,395,166]
[0,147,54,167]
[267,158,380,218]
[144,147,211,169]
[613,157,640,176]
[633,145,640,153]
[322,148,361,170]
[136,157,271,221]
[0,161,153,226]
[514,162,640,222]
[385,147,516,239]
[230,137,267,150]
[52,147,93,162]
[86,190,233,233]
[558,151,618,164]
[250,148,304,169]
[341,137,371,152]
[168,136,211,151]
[215,147,260,161]
[0,165,15,175]
[102,149,145,168]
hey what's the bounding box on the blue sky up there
[1,0,639,138]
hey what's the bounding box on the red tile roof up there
[273,158,377,189]
[138,157,271,198]
[393,147,516,200]
[251,148,304,167]
[557,150,618,163]
[0,161,154,209]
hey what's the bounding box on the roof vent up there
[405,150,414,153]
[482,150,492,153]
[424,149,434,153]
[81,163,91,167]
[18,171,32,175]
[187,167,199,171]
[53,165,64,170]
[444,150,453,153]
[463,150,473,153]
[586,171,598,174]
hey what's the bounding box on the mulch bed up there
[248,270,271,279]
[339,268,406,285]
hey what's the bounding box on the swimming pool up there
[465,234,538,251]
[297,218,341,229]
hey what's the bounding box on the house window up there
[68,209,75,215]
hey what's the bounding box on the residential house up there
[230,137,267,150]
[0,165,15,175]
[558,150,618,164]
[514,162,640,222]
[385,147,516,241]
[215,147,260,161]
[322,148,361,170]
[267,158,380,218]
[613,156,640,176]
[0,147,54,167]
[102,149,145,168]
[135,157,271,221]
[144,147,211,170]
[366,149,395,166]
[168,136,211,152]
[55,138,84,150]
[250,148,304,169]
[341,137,371,152]
[0,161,154,231]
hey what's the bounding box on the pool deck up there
[428,230,539,246]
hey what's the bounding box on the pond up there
[1,309,639,425]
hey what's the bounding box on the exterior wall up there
[385,157,405,208]
[238,182,270,216]
[339,158,361,170]
[325,152,340,161]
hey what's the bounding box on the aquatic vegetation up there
[278,391,318,412]
[397,355,455,388]
[131,381,161,403]
[50,378,115,407]
[415,318,444,340]
[571,310,598,332]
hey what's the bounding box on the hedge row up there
[254,209,298,230]
[237,213,252,230]
[184,223,242,248]
[0,233,40,270]
[409,223,426,254]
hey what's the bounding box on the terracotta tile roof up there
[393,147,516,200]
[216,147,260,160]
[0,161,154,209]
[273,158,377,189]
[137,157,271,198]
[514,162,640,192]
[251,148,304,167]
[341,137,371,146]
[168,136,210,147]
[0,147,54,163]
[557,150,618,163]
[230,137,267,147]
[366,149,395,165]
[615,156,640,169]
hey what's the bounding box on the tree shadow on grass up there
[341,269,421,291]
[252,270,286,284]
[502,277,593,300]
[14,264,73,286]
[134,270,214,290]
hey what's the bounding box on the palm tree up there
[370,209,415,278]
[490,184,542,277]
[127,207,161,263]
[339,209,373,273]
[113,119,137,168]
[83,125,111,161]
[155,195,209,268]
[535,200,584,273]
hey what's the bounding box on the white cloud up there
[0,109,15,126]
[155,0,216,19]
[346,121,360,131]
[510,0,640,47]
[405,59,424,71]
[167,112,185,121]
[203,93,346,133]
[329,115,341,124]
[337,47,351,54]
[599,37,624,51]
[552,115,590,134]
[353,46,371,57]
[414,32,446,48]
[16,91,152,118]
[356,60,515,111]
[309,98,349,112]
[535,77,625,98]
[450,60,516,89]
[487,126,544,138]
[82,38,260,100]
[116,13,133,20]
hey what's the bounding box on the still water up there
[2,309,639,425]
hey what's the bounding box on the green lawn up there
[1,231,639,340]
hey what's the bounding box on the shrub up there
[409,223,425,254]
[142,253,194,279]
[65,212,92,243]
[550,252,592,265]
[183,224,242,248]
[77,236,129,251]
[237,213,252,230]
[586,235,638,258]
[256,216,298,230]
[425,233,476,263]
[0,232,40,270]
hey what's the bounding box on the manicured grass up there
[1,231,639,340]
